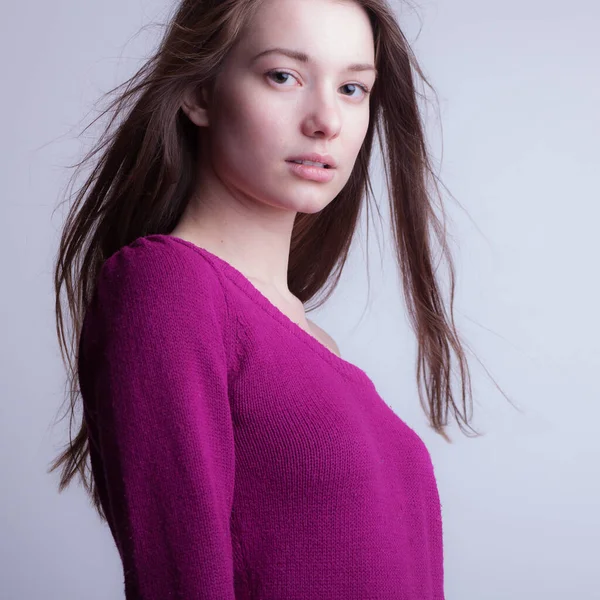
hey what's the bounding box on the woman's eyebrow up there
[250,46,377,76]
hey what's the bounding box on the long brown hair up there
[49,0,514,521]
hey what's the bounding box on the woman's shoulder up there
[82,234,239,366]
[90,234,236,339]
[99,234,226,300]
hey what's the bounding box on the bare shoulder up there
[306,318,341,358]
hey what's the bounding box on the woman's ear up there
[181,85,211,127]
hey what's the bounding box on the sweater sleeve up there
[79,240,237,600]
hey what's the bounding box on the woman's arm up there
[80,240,237,599]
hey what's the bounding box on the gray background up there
[2,0,598,598]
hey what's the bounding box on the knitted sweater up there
[78,233,445,600]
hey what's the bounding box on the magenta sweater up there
[78,233,445,599]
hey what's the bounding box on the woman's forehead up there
[233,0,375,68]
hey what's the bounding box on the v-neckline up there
[236,277,338,358]
[151,233,372,385]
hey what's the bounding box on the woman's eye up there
[266,70,297,86]
[340,83,371,99]
[265,70,371,99]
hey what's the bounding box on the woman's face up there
[192,0,376,215]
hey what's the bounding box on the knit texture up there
[78,233,445,599]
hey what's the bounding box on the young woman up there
[50,0,507,597]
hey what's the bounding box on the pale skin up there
[172,0,377,358]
